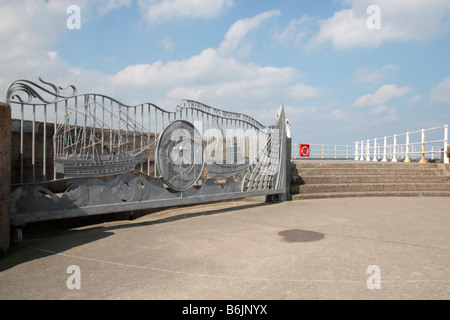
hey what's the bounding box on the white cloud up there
[0,3,322,124]
[106,47,307,108]
[302,0,450,50]
[285,105,319,116]
[97,0,133,15]
[0,1,78,61]
[406,95,423,108]
[47,51,59,60]
[351,64,399,84]
[159,36,175,51]
[369,104,389,115]
[103,10,323,108]
[285,83,323,100]
[218,10,281,57]
[430,77,450,106]
[353,84,410,107]
[0,1,96,95]
[243,104,320,129]
[137,0,234,23]
[273,15,314,46]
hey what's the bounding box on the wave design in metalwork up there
[178,99,265,130]
[5,75,77,104]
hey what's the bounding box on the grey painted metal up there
[156,120,204,191]
[6,77,287,226]
[9,188,285,225]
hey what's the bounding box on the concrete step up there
[294,161,439,169]
[290,161,450,199]
[299,182,450,194]
[298,175,450,185]
[293,190,450,200]
[295,168,443,176]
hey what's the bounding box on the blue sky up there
[1,0,450,145]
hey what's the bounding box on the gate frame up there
[4,77,291,245]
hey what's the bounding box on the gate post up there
[0,102,11,258]
[285,137,292,201]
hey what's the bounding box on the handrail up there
[355,125,449,163]
[292,143,353,159]
[292,124,449,163]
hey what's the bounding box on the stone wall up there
[0,103,11,257]
[10,119,56,185]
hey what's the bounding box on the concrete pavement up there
[0,197,449,300]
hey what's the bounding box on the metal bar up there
[154,108,158,177]
[405,132,411,162]
[43,104,47,181]
[32,104,36,183]
[82,96,87,159]
[102,96,105,156]
[141,105,144,172]
[54,102,58,180]
[12,188,286,225]
[110,100,113,158]
[20,104,24,184]
[133,106,137,160]
[392,135,397,162]
[147,105,151,175]
[444,124,449,164]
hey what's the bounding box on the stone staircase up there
[291,161,450,200]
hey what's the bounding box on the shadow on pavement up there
[0,200,274,272]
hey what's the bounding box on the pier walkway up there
[1,196,449,300]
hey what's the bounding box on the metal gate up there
[6,77,288,231]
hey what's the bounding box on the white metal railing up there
[292,143,353,160]
[354,125,449,164]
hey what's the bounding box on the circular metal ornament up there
[156,120,204,191]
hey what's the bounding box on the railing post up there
[444,124,449,164]
[354,142,358,160]
[419,129,427,163]
[0,102,11,258]
[372,138,378,161]
[285,137,292,201]
[366,139,371,161]
[360,140,364,161]
[392,135,397,162]
[382,136,387,162]
[405,132,411,163]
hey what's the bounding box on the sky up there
[1,0,450,145]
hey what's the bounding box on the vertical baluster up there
[43,104,47,181]
[372,138,378,161]
[20,104,24,184]
[392,135,397,162]
[32,104,36,182]
[444,125,449,164]
[405,132,411,162]
[382,136,387,162]
[366,139,371,161]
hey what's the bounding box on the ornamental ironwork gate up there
[5,77,288,235]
